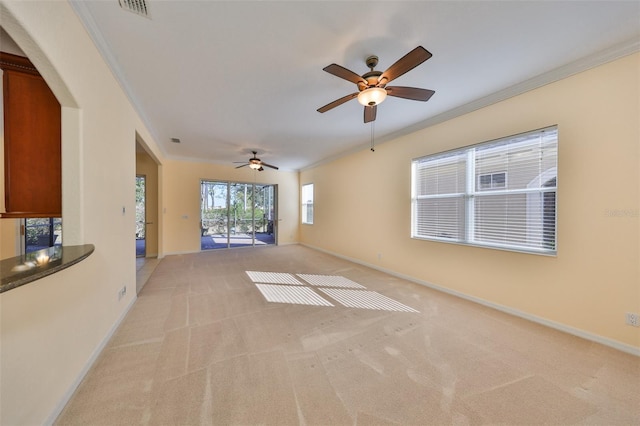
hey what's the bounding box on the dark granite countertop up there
[0,244,94,293]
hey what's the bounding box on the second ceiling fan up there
[234,151,279,172]
[317,46,435,123]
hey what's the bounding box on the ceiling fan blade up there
[235,163,249,169]
[323,64,367,85]
[317,92,358,113]
[379,46,432,85]
[364,105,377,123]
[385,86,435,102]
[260,162,279,170]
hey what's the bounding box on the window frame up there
[301,183,314,225]
[411,126,558,256]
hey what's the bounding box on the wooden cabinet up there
[1,52,61,218]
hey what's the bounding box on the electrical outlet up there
[625,312,640,327]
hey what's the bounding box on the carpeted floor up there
[57,245,639,425]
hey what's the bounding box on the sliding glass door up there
[201,180,276,250]
[25,217,62,253]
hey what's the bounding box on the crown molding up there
[64,2,639,172]
[379,37,640,149]
[69,0,167,158]
[303,37,640,172]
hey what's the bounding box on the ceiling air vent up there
[118,0,150,18]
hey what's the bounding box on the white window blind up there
[301,183,314,224]
[411,126,558,254]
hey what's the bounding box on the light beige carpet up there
[57,245,639,425]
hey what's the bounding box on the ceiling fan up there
[234,151,279,171]
[317,46,435,123]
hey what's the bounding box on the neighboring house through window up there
[478,172,506,190]
[411,126,558,254]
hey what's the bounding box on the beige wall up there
[0,2,164,424]
[0,218,20,258]
[162,159,299,254]
[301,53,640,351]
[136,150,159,257]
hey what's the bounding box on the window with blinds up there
[301,183,314,224]
[411,126,558,255]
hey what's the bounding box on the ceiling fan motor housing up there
[362,71,383,88]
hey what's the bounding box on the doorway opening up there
[200,180,277,250]
[135,175,146,257]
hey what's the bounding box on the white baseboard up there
[45,294,138,425]
[301,243,640,357]
[163,249,200,256]
[163,242,299,257]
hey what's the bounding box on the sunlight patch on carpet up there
[318,288,419,312]
[246,271,303,285]
[255,284,334,306]
[297,274,366,289]
[248,271,418,313]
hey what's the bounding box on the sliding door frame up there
[200,179,277,250]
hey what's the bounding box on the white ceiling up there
[71,1,640,171]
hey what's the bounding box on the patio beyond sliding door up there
[201,180,276,250]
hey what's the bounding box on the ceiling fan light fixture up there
[318,46,434,123]
[357,87,387,106]
[249,162,261,170]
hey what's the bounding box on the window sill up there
[411,236,557,257]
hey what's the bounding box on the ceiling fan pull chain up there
[370,121,375,152]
